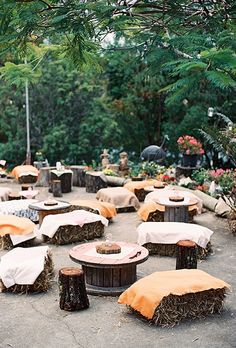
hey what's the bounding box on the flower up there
[177,135,204,155]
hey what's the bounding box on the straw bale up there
[0,251,54,293]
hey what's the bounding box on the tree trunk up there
[70,165,86,187]
[51,172,72,193]
[52,180,62,197]
[85,171,107,193]
[176,240,197,270]
[58,268,89,311]
[36,167,55,187]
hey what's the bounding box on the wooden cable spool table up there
[155,197,198,223]
[29,201,71,226]
[69,241,149,296]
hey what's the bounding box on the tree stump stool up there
[59,268,89,311]
[8,193,21,200]
[21,184,34,191]
[85,171,107,193]
[36,167,55,187]
[52,180,62,197]
[176,165,200,180]
[176,240,197,270]
[70,165,86,187]
[51,172,72,193]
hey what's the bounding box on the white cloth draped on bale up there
[0,246,50,288]
[9,227,38,246]
[0,187,12,201]
[39,210,109,238]
[137,222,213,248]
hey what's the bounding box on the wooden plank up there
[103,268,113,287]
[112,268,121,287]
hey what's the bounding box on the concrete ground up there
[0,180,235,348]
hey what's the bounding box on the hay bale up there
[0,252,54,293]
[116,206,136,213]
[228,219,236,236]
[151,288,226,327]
[0,234,36,250]
[43,220,104,245]
[18,175,38,184]
[134,188,148,202]
[143,242,212,260]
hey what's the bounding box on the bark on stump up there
[52,180,62,197]
[36,167,55,187]
[176,240,197,270]
[176,165,199,180]
[8,193,21,200]
[85,171,107,193]
[70,165,86,187]
[51,172,72,193]
[59,268,89,311]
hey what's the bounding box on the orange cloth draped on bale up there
[0,215,35,236]
[11,165,39,181]
[124,180,163,193]
[70,200,117,219]
[138,202,197,221]
[118,269,230,319]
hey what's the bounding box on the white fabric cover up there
[144,189,203,214]
[137,222,213,248]
[0,187,12,201]
[0,246,49,288]
[39,210,108,238]
[9,228,38,246]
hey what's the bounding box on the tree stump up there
[36,167,55,187]
[85,171,107,193]
[51,172,72,193]
[176,240,197,270]
[21,184,34,191]
[70,165,86,187]
[8,193,21,200]
[52,180,62,197]
[59,268,89,311]
[176,165,199,180]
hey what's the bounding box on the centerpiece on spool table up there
[96,233,121,254]
[177,135,204,167]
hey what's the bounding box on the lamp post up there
[25,58,31,165]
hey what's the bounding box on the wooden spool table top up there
[70,241,149,268]
[155,197,198,208]
[29,200,71,212]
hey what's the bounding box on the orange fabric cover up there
[70,200,117,219]
[118,269,230,319]
[11,165,39,180]
[0,215,35,236]
[124,180,162,193]
[138,202,197,221]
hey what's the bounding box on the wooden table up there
[69,241,149,296]
[29,201,71,226]
[156,197,198,223]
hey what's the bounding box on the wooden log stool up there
[176,240,197,270]
[52,180,62,197]
[51,172,72,193]
[85,171,107,193]
[21,184,34,191]
[8,192,22,200]
[59,267,89,311]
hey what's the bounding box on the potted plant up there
[177,135,204,167]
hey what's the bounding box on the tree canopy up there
[0,1,236,167]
